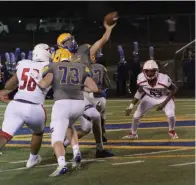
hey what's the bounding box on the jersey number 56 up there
[19,68,38,91]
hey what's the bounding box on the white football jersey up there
[137,72,172,99]
[14,59,49,104]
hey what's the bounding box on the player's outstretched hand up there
[125,108,132,116]
[104,20,116,30]
[0,90,9,103]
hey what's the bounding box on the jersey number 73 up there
[59,66,80,85]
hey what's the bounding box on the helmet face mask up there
[61,37,78,53]
[143,69,158,81]
[57,33,78,53]
[143,60,159,81]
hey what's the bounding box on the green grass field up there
[0,99,195,185]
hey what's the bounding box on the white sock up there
[96,143,104,151]
[131,117,140,134]
[168,116,176,131]
[57,156,66,167]
[64,139,70,147]
[72,144,80,157]
[29,153,38,161]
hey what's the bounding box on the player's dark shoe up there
[96,149,115,158]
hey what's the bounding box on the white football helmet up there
[143,60,159,80]
[32,43,51,62]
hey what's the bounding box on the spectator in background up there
[127,51,141,94]
[116,45,129,96]
[5,52,12,76]
[10,53,17,75]
[28,51,33,60]
[20,52,26,60]
[0,56,3,89]
[182,48,190,83]
[165,16,176,44]
[0,55,9,90]
[14,48,21,62]
[188,48,195,89]
[182,47,195,89]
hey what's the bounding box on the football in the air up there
[104,11,119,26]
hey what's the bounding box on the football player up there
[32,49,99,177]
[52,20,116,158]
[0,44,51,168]
[72,49,113,157]
[53,20,116,66]
[91,50,112,142]
[122,60,178,139]
[61,48,114,157]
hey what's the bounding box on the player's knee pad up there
[79,128,91,135]
[0,130,13,141]
[50,119,69,146]
[133,111,142,120]
[85,108,100,121]
[165,110,175,118]
[80,115,92,133]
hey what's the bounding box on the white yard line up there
[124,148,189,157]
[107,128,128,132]
[0,99,194,108]
[169,162,195,167]
[112,160,144,166]
[106,99,194,102]
[0,159,105,173]
[9,158,104,164]
[10,160,27,164]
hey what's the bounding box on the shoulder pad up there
[16,59,31,69]
[42,65,49,73]
[158,73,172,87]
[137,73,147,85]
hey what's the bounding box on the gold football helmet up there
[57,33,78,53]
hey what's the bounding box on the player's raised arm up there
[90,12,118,57]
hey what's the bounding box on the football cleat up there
[72,153,82,170]
[96,149,115,158]
[168,130,179,139]
[122,133,138,140]
[49,165,68,177]
[26,155,41,168]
